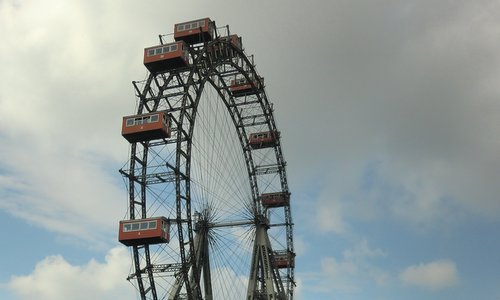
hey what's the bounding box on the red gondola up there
[121,111,171,143]
[143,41,189,73]
[229,76,263,97]
[272,250,295,269]
[118,217,170,247]
[208,34,242,59]
[248,130,279,149]
[260,192,290,208]
[224,34,242,49]
[174,18,214,45]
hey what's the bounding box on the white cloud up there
[7,247,136,300]
[0,0,211,249]
[399,259,459,290]
[311,162,365,234]
[210,267,248,300]
[316,198,347,234]
[293,234,308,257]
[0,0,143,248]
[0,141,125,249]
[300,240,389,296]
[343,239,386,260]
[0,0,262,251]
[292,276,304,300]
[298,256,359,294]
[322,256,359,278]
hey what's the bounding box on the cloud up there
[0,0,203,248]
[299,256,359,294]
[286,0,500,233]
[399,259,459,290]
[210,267,248,300]
[0,0,142,248]
[316,197,347,234]
[0,131,126,249]
[310,161,368,234]
[293,234,308,257]
[300,240,389,296]
[322,256,359,278]
[343,239,386,260]
[7,247,136,300]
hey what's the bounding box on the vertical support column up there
[247,220,277,299]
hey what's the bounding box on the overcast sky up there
[1,0,500,299]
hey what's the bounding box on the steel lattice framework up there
[120,23,294,300]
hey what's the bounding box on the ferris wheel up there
[118,18,295,300]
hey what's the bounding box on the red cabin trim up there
[260,192,290,208]
[119,217,170,247]
[248,130,279,149]
[121,111,171,143]
[218,34,242,49]
[229,76,263,97]
[143,41,189,73]
[174,18,214,44]
[226,34,242,49]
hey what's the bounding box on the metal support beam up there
[247,218,285,300]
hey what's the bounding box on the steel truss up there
[121,25,294,300]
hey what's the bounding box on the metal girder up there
[253,164,284,176]
[119,170,176,185]
[246,219,286,300]
[127,263,183,280]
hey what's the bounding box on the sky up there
[1,0,500,299]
